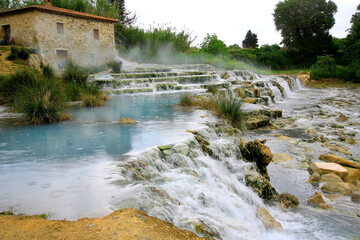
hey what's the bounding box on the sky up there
[126,0,359,47]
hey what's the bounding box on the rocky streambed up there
[1,62,359,239]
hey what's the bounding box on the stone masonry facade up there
[0,2,117,70]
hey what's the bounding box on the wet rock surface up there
[244,86,360,236]
[278,193,299,208]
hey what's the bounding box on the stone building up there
[0,0,118,70]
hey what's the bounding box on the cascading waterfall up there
[115,124,293,240]
[2,61,358,239]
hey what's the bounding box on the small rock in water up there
[272,153,293,164]
[319,154,360,169]
[307,192,333,209]
[336,113,349,122]
[321,182,352,195]
[278,193,299,208]
[157,145,172,151]
[351,191,360,200]
[319,173,343,183]
[347,137,357,145]
[119,117,136,124]
[308,172,321,183]
[257,207,283,231]
[308,162,348,178]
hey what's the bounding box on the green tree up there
[228,43,241,49]
[242,30,258,49]
[342,4,360,81]
[273,0,337,58]
[108,0,135,25]
[0,0,10,9]
[200,33,229,56]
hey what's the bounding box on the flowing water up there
[0,62,359,239]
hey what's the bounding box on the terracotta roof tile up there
[0,4,118,23]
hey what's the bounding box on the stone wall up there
[34,11,116,69]
[0,11,38,47]
[0,9,116,70]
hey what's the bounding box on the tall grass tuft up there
[14,77,69,124]
[107,60,122,73]
[62,60,88,86]
[42,65,55,79]
[215,90,245,130]
[178,90,245,130]
[0,68,37,103]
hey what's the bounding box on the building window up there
[93,29,99,40]
[90,53,96,65]
[56,49,68,70]
[57,22,64,34]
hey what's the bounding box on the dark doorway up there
[0,25,11,45]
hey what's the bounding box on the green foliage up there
[0,0,10,9]
[205,85,219,95]
[61,61,88,86]
[310,55,336,80]
[215,90,245,130]
[24,0,118,18]
[64,82,82,101]
[0,68,37,103]
[82,93,104,107]
[107,60,122,73]
[273,0,337,57]
[340,4,360,82]
[200,34,229,56]
[178,94,195,106]
[118,24,194,57]
[242,30,258,49]
[229,48,257,63]
[255,44,292,69]
[6,46,19,60]
[228,43,241,49]
[17,48,30,60]
[14,77,68,124]
[42,65,54,79]
[0,210,14,215]
[6,47,30,61]
[94,0,118,19]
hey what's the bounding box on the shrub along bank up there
[0,61,115,124]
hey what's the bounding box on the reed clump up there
[179,90,245,130]
[14,77,69,124]
[0,60,109,124]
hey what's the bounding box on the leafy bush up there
[62,61,88,86]
[82,92,108,107]
[6,46,30,61]
[64,82,82,101]
[82,94,103,107]
[178,94,195,106]
[310,55,337,80]
[17,48,30,60]
[107,60,122,73]
[6,46,18,60]
[118,24,194,56]
[42,65,55,79]
[14,77,69,124]
[200,34,229,56]
[335,65,355,81]
[0,68,37,103]
[205,85,219,95]
[215,91,245,130]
